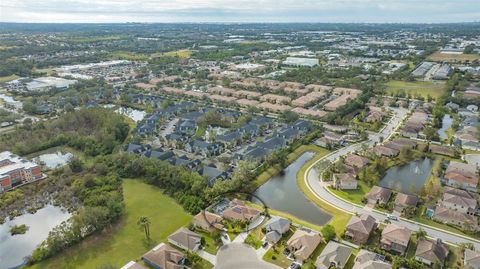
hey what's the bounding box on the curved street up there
[303,107,480,249]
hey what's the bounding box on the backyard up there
[28,179,193,269]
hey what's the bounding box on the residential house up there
[394,193,418,213]
[464,249,480,269]
[193,211,224,232]
[366,186,392,205]
[444,162,479,192]
[142,243,185,269]
[371,146,399,157]
[429,145,456,157]
[264,217,291,244]
[433,187,478,230]
[344,154,370,169]
[198,166,228,186]
[222,199,261,222]
[333,173,358,190]
[353,250,392,269]
[315,241,353,269]
[345,214,377,245]
[414,238,449,267]
[286,229,322,262]
[380,224,412,255]
[167,227,202,252]
[185,139,224,157]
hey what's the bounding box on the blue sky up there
[1,0,479,23]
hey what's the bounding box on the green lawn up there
[385,80,446,100]
[329,180,371,205]
[28,179,193,269]
[244,226,264,249]
[197,230,221,255]
[295,151,353,235]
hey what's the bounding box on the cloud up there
[0,0,479,23]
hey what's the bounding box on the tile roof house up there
[380,224,412,255]
[366,186,392,205]
[286,229,322,262]
[345,214,377,245]
[264,217,291,244]
[371,145,400,157]
[353,250,392,269]
[167,228,202,252]
[315,241,353,269]
[444,162,479,192]
[440,187,477,215]
[464,249,480,269]
[433,205,478,231]
[333,173,358,190]
[222,199,261,222]
[414,238,449,267]
[142,243,185,269]
[394,193,419,213]
[193,211,224,232]
[344,154,370,169]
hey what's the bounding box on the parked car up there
[387,214,398,221]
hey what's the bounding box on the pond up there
[0,93,22,109]
[438,114,453,140]
[0,205,71,269]
[253,152,332,226]
[379,157,434,194]
[115,107,146,122]
[35,151,73,169]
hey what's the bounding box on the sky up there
[0,0,479,23]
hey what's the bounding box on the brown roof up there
[445,171,479,186]
[394,193,418,207]
[428,144,456,157]
[222,200,261,222]
[366,186,392,202]
[443,187,477,209]
[346,214,377,235]
[381,224,412,247]
[286,229,322,261]
[142,243,184,269]
[434,206,477,225]
[168,228,202,251]
[464,249,480,268]
[344,154,370,169]
[415,238,449,264]
[194,211,224,230]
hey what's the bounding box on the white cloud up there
[0,0,479,23]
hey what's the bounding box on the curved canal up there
[253,152,331,226]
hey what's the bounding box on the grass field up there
[0,75,19,83]
[386,80,446,100]
[28,179,193,269]
[428,51,480,63]
[110,51,150,61]
[158,49,193,58]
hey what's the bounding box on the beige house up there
[464,249,480,269]
[315,241,353,269]
[193,211,224,231]
[380,224,412,255]
[141,243,185,269]
[345,214,377,245]
[394,193,418,212]
[222,199,261,222]
[353,250,392,269]
[286,229,322,261]
[333,173,358,190]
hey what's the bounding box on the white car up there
[387,214,398,221]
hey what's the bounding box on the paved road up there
[304,107,480,249]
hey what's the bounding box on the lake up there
[115,107,146,122]
[0,205,71,269]
[379,157,434,194]
[438,114,453,140]
[35,151,73,169]
[0,93,22,109]
[253,152,331,226]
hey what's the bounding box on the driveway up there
[303,107,480,249]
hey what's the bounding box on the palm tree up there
[137,216,151,239]
[416,228,427,239]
